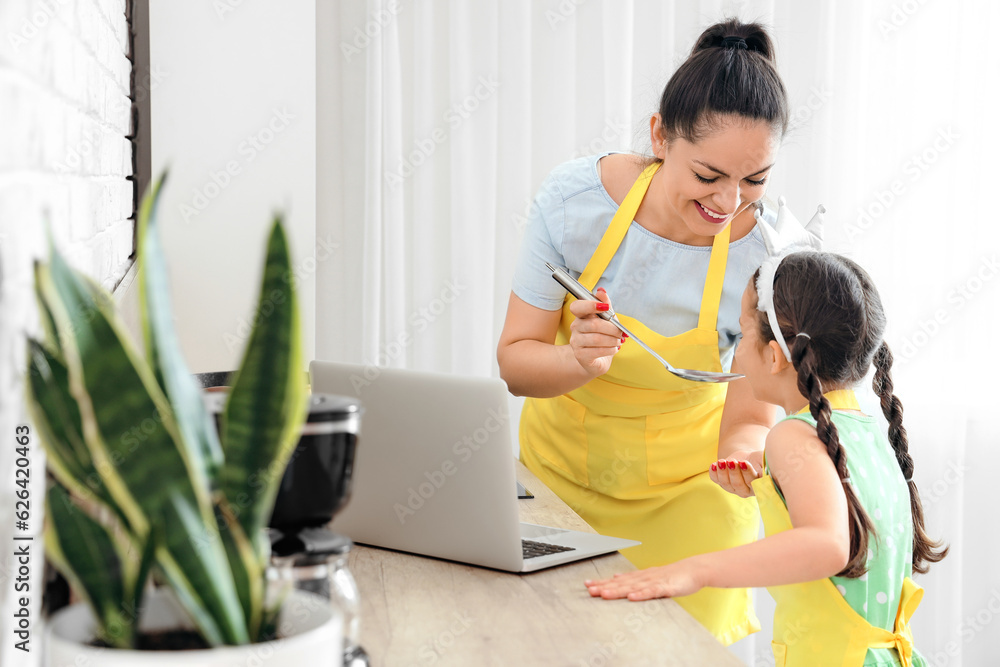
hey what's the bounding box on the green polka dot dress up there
[774,409,927,667]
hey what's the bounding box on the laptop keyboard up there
[522,539,576,560]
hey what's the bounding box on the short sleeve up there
[511,172,570,311]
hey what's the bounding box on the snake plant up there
[27,176,308,648]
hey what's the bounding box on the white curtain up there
[320,0,1000,663]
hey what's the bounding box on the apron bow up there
[870,577,924,667]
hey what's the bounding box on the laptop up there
[310,360,639,573]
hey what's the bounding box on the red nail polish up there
[728,461,736,469]
[739,461,748,470]
[710,463,717,471]
[596,303,610,311]
[596,287,606,293]
[623,333,629,338]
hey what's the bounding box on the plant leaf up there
[137,174,224,483]
[33,262,62,356]
[37,249,249,646]
[126,524,158,624]
[219,219,307,561]
[214,497,264,639]
[44,484,134,648]
[26,340,127,525]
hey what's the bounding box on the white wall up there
[0,0,135,665]
[148,0,317,373]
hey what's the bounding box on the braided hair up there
[754,252,947,577]
[849,265,948,574]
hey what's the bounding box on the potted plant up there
[28,177,342,665]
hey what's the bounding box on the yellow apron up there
[749,393,924,666]
[520,162,760,644]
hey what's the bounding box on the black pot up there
[270,394,363,529]
[201,384,363,530]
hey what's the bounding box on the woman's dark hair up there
[658,18,788,143]
[752,252,947,577]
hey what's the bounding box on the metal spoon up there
[546,263,744,384]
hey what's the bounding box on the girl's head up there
[738,252,880,400]
[738,251,947,577]
[651,19,788,238]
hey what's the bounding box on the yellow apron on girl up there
[520,162,760,644]
[750,397,924,666]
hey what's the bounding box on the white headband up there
[754,197,826,362]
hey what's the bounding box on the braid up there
[873,343,911,475]
[792,336,874,578]
[872,342,948,574]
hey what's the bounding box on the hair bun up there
[657,16,787,142]
[692,18,777,63]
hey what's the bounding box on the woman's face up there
[734,281,778,405]
[651,114,778,240]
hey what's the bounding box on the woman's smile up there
[695,200,731,223]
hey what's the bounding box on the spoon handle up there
[606,317,677,372]
[545,263,678,371]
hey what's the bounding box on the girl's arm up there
[586,418,851,600]
[497,291,622,398]
[716,357,777,461]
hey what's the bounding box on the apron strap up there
[578,162,659,289]
[697,225,730,330]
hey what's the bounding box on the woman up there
[497,19,787,644]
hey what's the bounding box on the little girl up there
[585,250,947,666]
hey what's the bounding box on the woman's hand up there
[709,449,763,498]
[585,560,706,601]
[567,287,625,378]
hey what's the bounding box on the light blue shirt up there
[512,152,777,372]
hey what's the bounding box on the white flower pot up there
[44,588,342,667]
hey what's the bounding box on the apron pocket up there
[523,394,590,486]
[644,396,722,486]
[771,641,787,666]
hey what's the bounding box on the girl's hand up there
[709,450,763,498]
[585,561,705,601]
[567,287,625,377]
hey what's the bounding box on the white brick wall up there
[0,0,133,664]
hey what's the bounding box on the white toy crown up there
[754,197,825,362]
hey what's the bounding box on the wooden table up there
[348,461,742,666]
